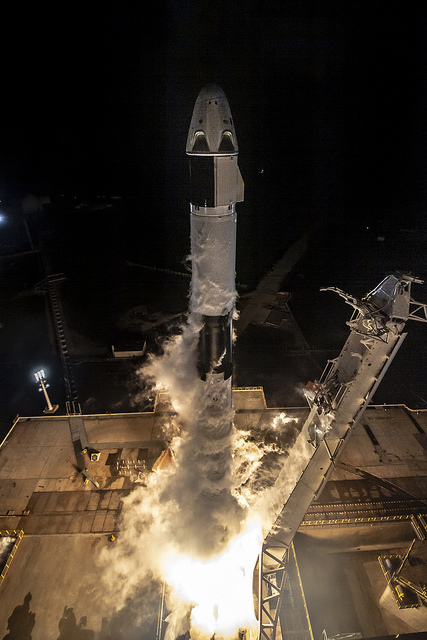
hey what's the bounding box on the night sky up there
[0,2,427,425]
[1,2,426,224]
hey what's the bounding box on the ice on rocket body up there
[186,84,244,381]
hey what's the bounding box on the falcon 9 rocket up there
[186,84,244,384]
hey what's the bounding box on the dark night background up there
[0,2,427,431]
[3,3,426,224]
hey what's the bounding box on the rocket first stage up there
[186,84,244,382]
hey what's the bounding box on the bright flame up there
[99,296,313,637]
[271,412,294,429]
[164,519,263,638]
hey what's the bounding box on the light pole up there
[34,369,59,414]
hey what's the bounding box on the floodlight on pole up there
[34,369,59,414]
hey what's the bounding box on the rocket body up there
[187,85,244,381]
[177,84,245,555]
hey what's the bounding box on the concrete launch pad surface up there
[293,405,427,639]
[0,398,426,638]
[0,412,164,534]
[294,536,427,638]
[1,534,111,636]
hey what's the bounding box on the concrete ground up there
[0,397,426,638]
[294,536,427,639]
[0,533,160,639]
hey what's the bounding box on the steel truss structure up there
[258,273,427,640]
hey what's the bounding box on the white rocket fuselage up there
[186,84,244,382]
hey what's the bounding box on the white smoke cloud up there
[99,240,313,638]
[99,314,314,636]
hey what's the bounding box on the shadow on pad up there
[2,592,35,640]
[57,606,95,639]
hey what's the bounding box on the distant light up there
[34,369,46,383]
[33,368,58,413]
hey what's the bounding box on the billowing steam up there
[134,318,245,559]
[99,312,311,639]
[99,239,312,638]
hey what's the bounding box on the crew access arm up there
[259,273,427,640]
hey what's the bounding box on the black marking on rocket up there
[197,313,233,381]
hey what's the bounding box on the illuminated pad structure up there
[258,273,427,640]
[34,369,59,415]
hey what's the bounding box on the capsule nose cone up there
[186,84,238,155]
[195,84,226,104]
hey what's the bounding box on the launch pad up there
[0,396,426,638]
[1,84,426,640]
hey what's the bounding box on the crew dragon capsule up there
[186,84,244,381]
